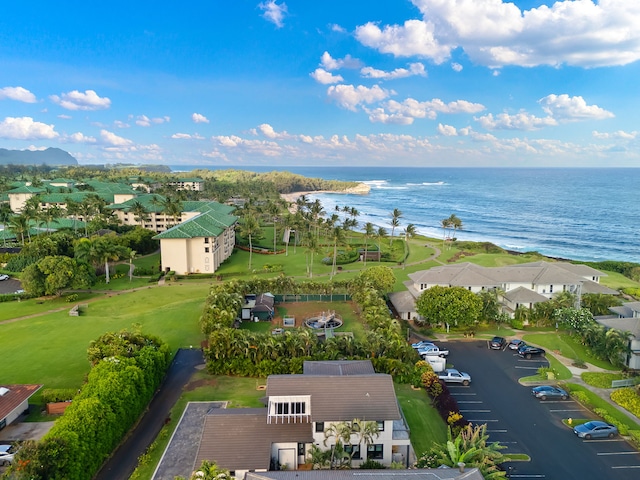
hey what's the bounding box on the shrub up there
[40,388,78,404]
[359,459,385,469]
[629,430,640,448]
[581,372,624,389]
[570,390,591,406]
[611,388,640,418]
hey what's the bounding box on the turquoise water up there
[173,166,640,263]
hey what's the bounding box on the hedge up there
[9,332,171,480]
[611,388,640,419]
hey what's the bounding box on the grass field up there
[0,282,211,389]
[523,332,618,371]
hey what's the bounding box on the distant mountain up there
[0,147,78,166]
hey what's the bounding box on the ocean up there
[172,166,640,264]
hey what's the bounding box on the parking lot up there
[444,340,640,479]
[0,276,22,295]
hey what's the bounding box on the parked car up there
[531,385,568,400]
[573,420,618,439]
[418,344,449,358]
[438,368,471,386]
[508,339,525,350]
[412,340,434,350]
[489,336,506,350]
[0,274,9,281]
[518,344,546,359]
[0,445,15,466]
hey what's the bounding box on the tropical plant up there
[389,208,402,245]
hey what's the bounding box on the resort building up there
[152,204,237,274]
[166,177,205,191]
[391,261,617,321]
[597,301,640,370]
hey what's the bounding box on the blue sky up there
[1,0,638,167]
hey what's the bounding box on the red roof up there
[0,384,43,422]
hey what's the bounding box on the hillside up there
[0,147,78,166]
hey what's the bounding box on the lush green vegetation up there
[565,383,640,431]
[522,332,618,371]
[394,384,448,454]
[0,283,209,391]
[581,372,625,388]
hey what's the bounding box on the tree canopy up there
[415,286,483,328]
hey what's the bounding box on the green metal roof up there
[153,210,237,239]
[80,180,138,194]
[41,192,113,204]
[108,194,167,213]
[6,185,46,194]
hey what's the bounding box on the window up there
[367,444,383,460]
[204,237,209,244]
[549,285,554,293]
[298,443,306,456]
[205,247,210,253]
[315,422,324,433]
[376,421,385,432]
[344,444,361,459]
[276,403,289,415]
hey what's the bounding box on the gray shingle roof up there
[196,408,313,471]
[266,374,401,422]
[303,360,376,376]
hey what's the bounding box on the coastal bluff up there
[343,182,370,195]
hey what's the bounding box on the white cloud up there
[592,130,637,139]
[438,124,458,136]
[0,116,58,139]
[320,52,362,70]
[259,0,287,28]
[356,0,640,68]
[62,132,97,144]
[385,97,486,120]
[57,114,72,120]
[0,86,37,103]
[171,133,205,140]
[50,89,111,110]
[100,129,133,146]
[310,68,344,84]
[355,19,452,64]
[451,62,463,72]
[330,24,346,33]
[192,113,210,123]
[361,62,426,80]
[538,94,614,121]
[366,108,415,125]
[153,116,170,124]
[114,120,130,128]
[136,115,151,127]
[326,84,390,111]
[475,112,557,130]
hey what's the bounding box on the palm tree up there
[40,205,63,233]
[161,196,183,228]
[330,224,346,279]
[362,222,376,266]
[128,249,137,282]
[376,227,387,261]
[448,214,463,240]
[129,200,150,226]
[0,204,13,246]
[440,216,453,248]
[65,198,81,234]
[304,232,321,278]
[265,200,280,254]
[95,236,129,284]
[8,215,29,245]
[238,213,261,270]
[389,208,403,244]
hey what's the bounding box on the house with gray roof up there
[597,301,640,369]
[391,261,616,321]
[190,361,412,478]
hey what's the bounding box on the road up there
[94,348,204,480]
[444,340,640,479]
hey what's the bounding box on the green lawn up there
[0,282,210,390]
[523,332,618,371]
[395,384,447,456]
[0,292,98,322]
[565,383,640,430]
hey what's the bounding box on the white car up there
[412,340,434,349]
[0,274,9,281]
[0,445,15,466]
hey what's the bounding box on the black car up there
[518,344,546,359]
[489,336,506,350]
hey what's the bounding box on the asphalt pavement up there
[442,340,640,479]
[94,348,205,480]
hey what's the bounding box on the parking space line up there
[612,465,640,469]
[450,392,476,396]
[486,430,509,433]
[549,409,584,412]
[597,452,640,456]
[468,419,499,422]
[507,475,546,478]
[457,400,483,403]
[460,410,491,413]
[514,366,540,370]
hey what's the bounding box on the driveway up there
[0,277,21,295]
[444,340,640,479]
[94,348,205,480]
